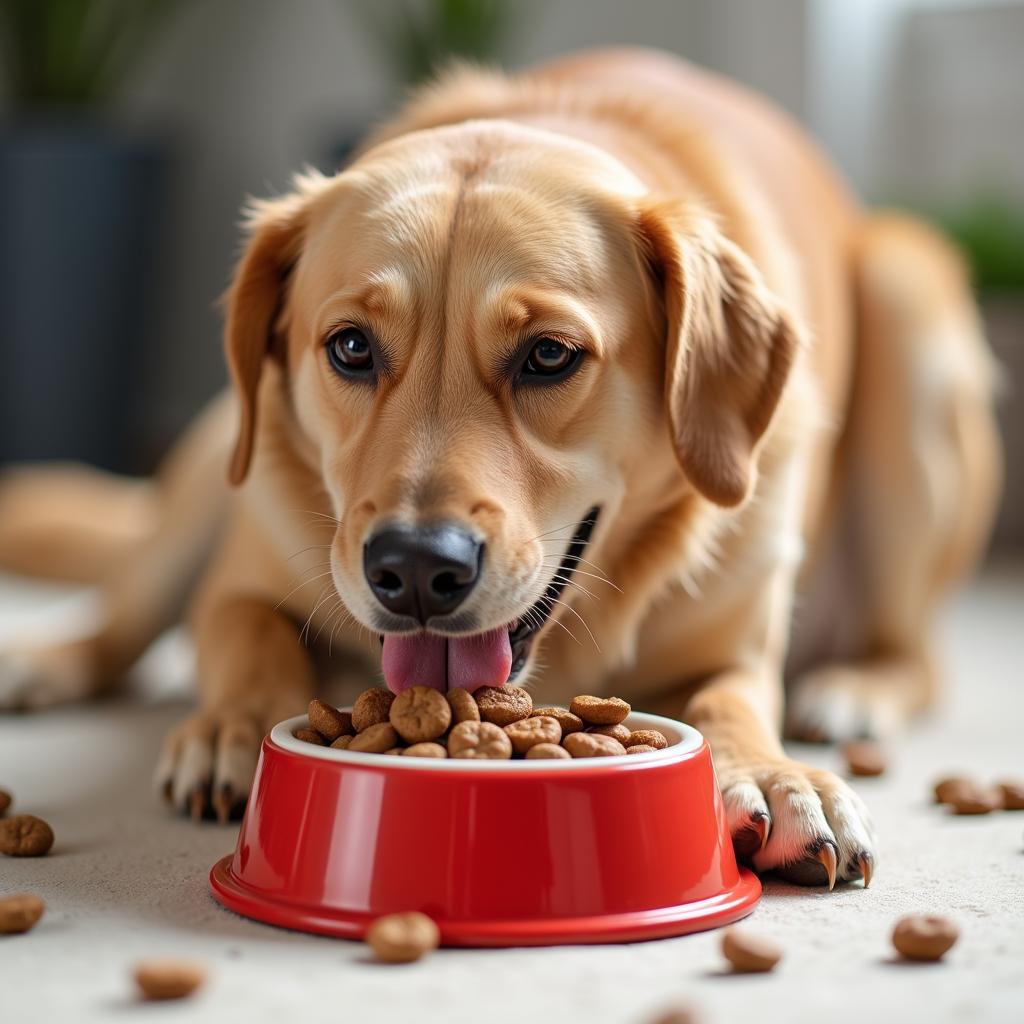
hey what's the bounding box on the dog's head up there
[224,121,798,692]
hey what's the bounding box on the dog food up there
[390,686,451,743]
[349,722,399,753]
[475,685,533,726]
[947,783,1000,815]
[648,1008,700,1024]
[0,815,54,857]
[307,698,353,742]
[448,721,513,759]
[0,788,11,816]
[563,732,627,758]
[504,715,561,753]
[365,911,440,963]
[0,893,45,934]
[351,688,395,732]
[933,776,974,804]
[133,959,207,1001]
[446,687,480,724]
[721,926,783,973]
[532,706,584,735]
[891,914,958,961]
[997,779,1024,810]
[626,729,669,750]
[570,694,630,725]
[295,691,670,760]
[843,741,887,777]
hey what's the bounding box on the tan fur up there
[0,50,999,875]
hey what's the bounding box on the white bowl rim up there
[271,709,703,772]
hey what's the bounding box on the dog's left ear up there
[223,184,318,485]
[637,199,801,507]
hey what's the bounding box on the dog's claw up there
[817,843,838,891]
[189,787,207,823]
[858,851,874,889]
[213,785,233,825]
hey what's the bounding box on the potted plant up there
[0,0,183,470]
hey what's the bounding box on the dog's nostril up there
[431,571,460,597]
[372,569,403,595]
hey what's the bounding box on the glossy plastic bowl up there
[210,710,759,946]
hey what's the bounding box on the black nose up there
[363,522,483,623]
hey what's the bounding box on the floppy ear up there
[637,200,801,507]
[223,192,310,485]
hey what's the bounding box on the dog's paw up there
[0,643,96,711]
[155,708,268,824]
[720,758,877,889]
[786,662,908,743]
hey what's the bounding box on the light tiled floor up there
[1,564,1022,1023]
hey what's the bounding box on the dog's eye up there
[326,328,374,377]
[521,338,582,381]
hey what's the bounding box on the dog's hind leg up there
[0,395,234,709]
[787,215,1002,742]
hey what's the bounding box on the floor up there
[1,565,1022,1024]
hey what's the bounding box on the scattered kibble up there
[891,914,958,961]
[721,926,783,973]
[365,912,440,963]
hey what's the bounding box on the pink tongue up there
[381,629,512,694]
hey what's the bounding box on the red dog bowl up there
[210,711,759,946]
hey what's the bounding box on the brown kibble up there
[625,744,658,755]
[891,914,959,961]
[389,686,452,744]
[504,715,561,754]
[933,776,973,804]
[625,729,669,750]
[446,688,480,724]
[648,1008,700,1024]
[293,728,325,746]
[403,742,448,758]
[349,722,400,754]
[843,740,887,777]
[352,688,396,732]
[330,734,353,750]
[588,722,631,743]
[133,959,207,1001]
[0,893,45,934]
[307,699,352,742]
[570,694,630,726]
[562,732,627,758]
[996,779,1024,810]
[448,721,513,760]
[0,815,54,857]
[0,788,10,816]
[525,743,572,760]
[531,707,583,736]
[948,782,1000,815]
[475,685,533,726]
[366,911,440,963]
[721,927,783,973]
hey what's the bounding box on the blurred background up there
[0,0,1021,550]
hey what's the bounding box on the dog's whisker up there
[537,561,621,592]
[313,594,347,647]
[543,572,597,601]
[273,567,335,612]
[526,519,587,544]
[300,585,337,646]
[546,596,601,653]
[286,544,333,562]
[289,508,342,524]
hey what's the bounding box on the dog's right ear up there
[223,187,315,485]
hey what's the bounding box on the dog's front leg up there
[684,670,878,888]
[155,595,315,822]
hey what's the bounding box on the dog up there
[0,49,1000,887]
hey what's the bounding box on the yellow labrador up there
[0,50,1000,887]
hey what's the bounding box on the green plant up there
[930,194,1024,292]
[0,0,183,106]
[350,0,522,87]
